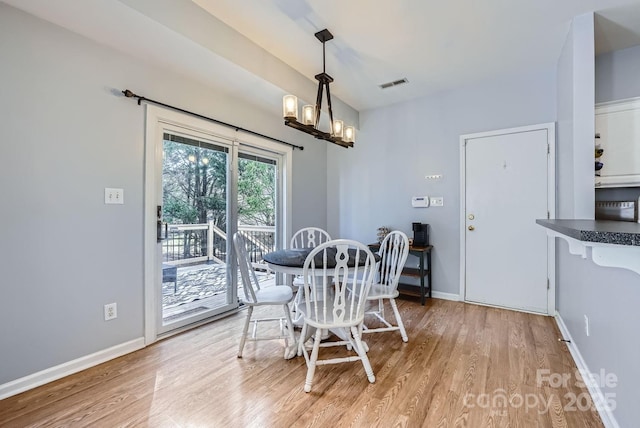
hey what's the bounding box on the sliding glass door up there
[159,132,234,332]
[145,106,290,339]
[235,150,279,283]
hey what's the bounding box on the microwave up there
[595,200,639,222]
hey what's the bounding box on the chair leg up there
[389,298,408,342]
[359,323,369,353]
[351,325,375,384]
[238,306,253,358]
[304,327,323,393]
[282,304,297,359]
[298,323,307,357]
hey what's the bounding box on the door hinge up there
[547,211,550,219]
[547,143,550,154]
[547,278,550,290]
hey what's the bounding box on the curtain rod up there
[121,89,303,151]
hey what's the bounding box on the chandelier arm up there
[315,81,324,129]
[325,82,335,136]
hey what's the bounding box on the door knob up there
[468,225,475,231]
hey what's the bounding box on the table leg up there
[419,252,425,305]
[427,251,432,299]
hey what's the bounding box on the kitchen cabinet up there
[595,97,640,188]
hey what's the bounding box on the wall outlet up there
[584,314,589,336]
[104,303,117,321]
[429,196,444,207]
[104,188,124,204]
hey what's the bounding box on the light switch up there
[429,196,444,207]
[105,188,124,204]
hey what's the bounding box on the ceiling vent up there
[379,78,409,89]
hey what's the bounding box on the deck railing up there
[162,222,275,267]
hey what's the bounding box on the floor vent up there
[379,78,409,89]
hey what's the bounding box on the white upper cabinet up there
[595,97,640,188]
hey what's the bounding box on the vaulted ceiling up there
[4,0,640,115]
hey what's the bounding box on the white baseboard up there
[0,337,145,400]
[555,313,620,428]
[431,291,460,301]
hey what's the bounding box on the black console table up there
[368,243,433,305]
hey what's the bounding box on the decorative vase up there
[376,227,391,243]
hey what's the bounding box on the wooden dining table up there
[263,247,379,275]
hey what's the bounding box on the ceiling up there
[4,0,640,114]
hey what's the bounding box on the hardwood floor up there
[0,299,603,427]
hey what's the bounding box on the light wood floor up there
[0,298,603,427]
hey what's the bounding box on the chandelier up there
[282,29,355,148]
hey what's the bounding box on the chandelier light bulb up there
[282,95,298,120]
[302,105,315,125]
[333,120,344,139]
[344,126,355,143]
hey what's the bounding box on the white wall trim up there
[144,105,293,342]
[595,96,640,114]
[431,291,460,301]
[459,122,556,315]
[555,312,620,428]
[0,338,145,400]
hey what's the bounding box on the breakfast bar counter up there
[536,219,640,246]
[537,219,640,276]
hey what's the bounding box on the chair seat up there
[297,300,364,329]
[366,282,400,299]
[251,285,294,305]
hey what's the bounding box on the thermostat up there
[411,196,430,208]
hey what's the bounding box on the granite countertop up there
[536,219,640,246]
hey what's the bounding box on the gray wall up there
[596,44,640,104]
[4,3,640,424]
[557,22,576,219]
[0,4,327,385]
[327,69,557,295]
[556,13,639,426]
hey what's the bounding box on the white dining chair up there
[290,227,332,249]
[297,239,377,393]
[233,232,297,359]
[362,230,410,342]
[289,227,332,288]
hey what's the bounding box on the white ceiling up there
[4,0,640,113]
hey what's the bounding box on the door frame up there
[143,105,292,344]
[459,122,556,315]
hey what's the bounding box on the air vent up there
[379,78,409,89]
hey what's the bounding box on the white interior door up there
[461,124,554,314]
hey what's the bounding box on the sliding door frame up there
[144,105,292,344]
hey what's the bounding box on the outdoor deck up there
[162,262,274,322]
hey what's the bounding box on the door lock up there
[157,205,167,242]
[468,214,475,220]
[468,225,475,231]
